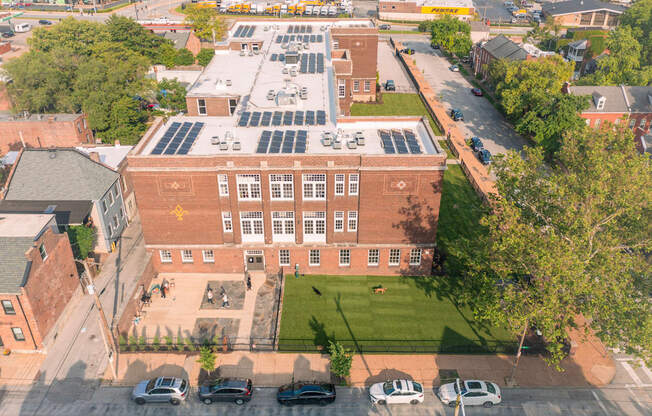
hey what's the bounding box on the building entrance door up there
[246,255,264,270]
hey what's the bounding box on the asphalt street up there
[0,384,650,416]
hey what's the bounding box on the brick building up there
[128,20,446,277]
[542,0,625,29]
[472,35,554,79]
[378,0,475,21]
[161,31,202,56]
[0,113,94,155]
[0,213,79,351]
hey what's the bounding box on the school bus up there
[195,0,218,8]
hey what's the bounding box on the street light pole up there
[77,259,118,380]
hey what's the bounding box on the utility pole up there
[77,259,118,380]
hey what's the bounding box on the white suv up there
[369,379,424,405]
[438,379,501,408]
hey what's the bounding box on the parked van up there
[13,23,31,33]
[305,5,313,15]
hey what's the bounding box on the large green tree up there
[429,15,472,57]
[157,79,188,112]
[620,0,652,67]
[184,5,227,42]
[469,126,651,368]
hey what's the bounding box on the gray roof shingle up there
[568,85,628,113]
[4,149,119,201]
[482,35,528,61]
[163,31,192,50]
[0,237,33,294]
[542,0,625,17]
[623,87,652,114]
[0,200,92,225]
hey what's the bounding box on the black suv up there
[198,378,253,405]
[277,382,336,406]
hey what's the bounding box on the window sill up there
[161,261,173,264]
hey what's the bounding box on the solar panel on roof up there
[310,34,316,42]
[305,111,315,126]
[276,35,282,44]
[404,129,422,154]
[392,130,409,154]
[294,111,304,126]
[151,122,181,154]
[282,130,295,153]
[290,35,295,42]
[300,25,306,33]
[308,53,315,73]
[269,130,283,153]
[295,130,307,153]
[271,53,278,61]
[307,25,312,33]
[238,112,251,127]
[246,26,255,37]
[261,112,272,126]
[283,111,293,126]
[302,35,308,43]
[163,122,192,155]
[249,112,261,127]
[279,54,285,62]
[287,25,293,33]
[316,34,322,42]
[177,122,204,155]
[316,110,326,126]
[272,111,283,126]
[379,130,395,154]
[283,35,289,43]
[256,130,272,153]
[234,26,243,38]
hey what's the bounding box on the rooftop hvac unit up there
[232,141,242,151]
[332,140,342,149]
[226,79,232,86]
[355,132,365,146]
[322,132,333,146]
[219,142,229,151]
[211,136,220,145]
[347,140,357,149]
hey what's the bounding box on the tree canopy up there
[467,126,651,366]
[427,16,472,57]
[184,5,227,42]
[620,0,652,67]
[1,17,168,144]
[157,79,188,113]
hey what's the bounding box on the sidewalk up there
[113,348,615,388]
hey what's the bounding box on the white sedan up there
[438,379,501,408]
[369,379,424,405]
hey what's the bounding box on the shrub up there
[196,48,215,67]
[176,336,185,351]
[164,336,173,348]
[128,335,137,351]
[197,346,217,373]
[174,48,195,66]
[152,335,160,352]
[328,341,353,380]
[118,335,127,347]
[66,225,96,259]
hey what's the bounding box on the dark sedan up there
[198,378,252,405]
[478,149,492,165]
[470,136,484,152]
[277,382,336,406]
[1,31,15,38]
[38,20,53,25]
[471,88,483,96]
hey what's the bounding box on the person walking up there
[222,292,229,308]
[162,279,169,299]
[207,287,214,304]
[246,274,252,291]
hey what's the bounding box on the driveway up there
[391,35,528,156]
[377,40,416,93]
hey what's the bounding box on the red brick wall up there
[0,228,79,350]
[0,115,93,154]
[186,32,202,56]
[0,41,10,55]
[378,1,420,13]
[331,29,379,80]
[186,96,234,116]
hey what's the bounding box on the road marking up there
[620,361,643,387]
[626,387,644,409]
[640,364,652,383]
[592,390,610,416]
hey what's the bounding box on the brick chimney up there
[88,152,101,163]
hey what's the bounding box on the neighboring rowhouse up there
[0,113,94,155]
[564,84,652,147]
[378,0,475,21]
[472,35,554,79]
[1,149,128,253]
[161,31,202,56]
[0,213,79,351]
[128,20,446,277]
[542,0,625,29]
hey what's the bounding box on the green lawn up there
[279,274,514,353]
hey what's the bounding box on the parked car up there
[470,136,484,152]
[507,5,518,12]
[449,65,459,72]
[369,379,425,405]
[385,80,396,91]
[132,377,189,405]
[438,379,501,408]
[478,149,492,165]
[1,31,15,38]
[450,109,464,121]
[38,19,52,25]
[504,1,515,6]
[471,87,483,96]
[401,48,415,55]
[198,378,253,405]
[378,24,391,30]
[277,382,336,406]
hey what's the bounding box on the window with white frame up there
[595,119,601,128]
[272,211,295,242]
[334,174,345,196]
[113,214,119,228]
[389,249,401,266]
[302,174,326,200]
[303,211,326,242]
[279,249,290,266]
[333,39,339,49]
[348,211,358,232]
[629,118,636,128]
[334,211,344,232]
[102,200,108,213]
[309,249,320,266]
[218,174,229,196]
[203,250,215,263]
[181,249,193,263]
[353,80,360,92]
[160,250,172,263]
[12,327,25,341]
[338,79,346,98]
[269,174,294,200]
[364,80,371,92]
[222,212,233,233]
[348,174,359,195]
[39,243,47,261]
[368,249,379,266]
[108,189,115,206]
[240,211,264,242]
[197,99,207,115]
[339,249,350,266]
[122,175,128,192]
[409,248,422,266]
[237,174,261,200]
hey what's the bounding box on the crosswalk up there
[617,358,652,388]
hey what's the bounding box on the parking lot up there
[377,40,417,93]
[391,35,528,156]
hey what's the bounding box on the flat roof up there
[0,113,80,122]
[0,213,53,237]
[380,0,474,8]
[76,145,133,170]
